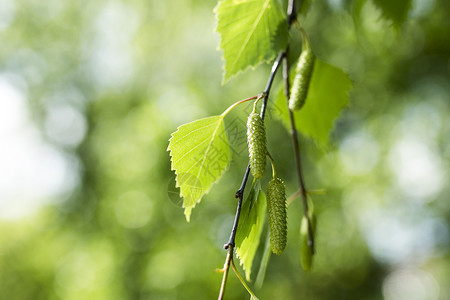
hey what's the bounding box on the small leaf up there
[373,0,412,27]
[215,0,288,82]
[235,181,267,281]
[168,116,231,221]
[275,59,352,148]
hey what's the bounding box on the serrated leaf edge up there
[167,115,230,221]
[215,0,287,83]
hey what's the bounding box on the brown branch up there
[218,246,234,300]
[282,51,315,253]
[218,52,283,300]
[218,1,300,298]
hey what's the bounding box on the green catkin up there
[267,177,287,255]
[247,113,266,179]
[289,47,315,111]
[300,213,316,271]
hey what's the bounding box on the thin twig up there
[218,1,299,298]
[223,52,283,249]
[218,246,234,300]
[287,188,326,205]
[225,182,246,249]
[261,52,283,120]
[287,0,296,25]
[282,52,315,253]
[219,52,283,300]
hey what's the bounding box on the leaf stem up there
[267,151,277,179]
[282,52,315,253]
[230,258,260,300]
[295,23,312,52]
[221,95,259,117]
[252,93,265,114]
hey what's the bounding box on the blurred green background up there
[0,0,449,299]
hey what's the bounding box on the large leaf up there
[274,59,352,147]
[235,181,267,281]
[215,0,288,82]
[168,116,231,221]
[372,0,412,27]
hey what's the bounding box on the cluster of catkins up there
[245,40,316,268]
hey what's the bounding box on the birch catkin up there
[289,47,315,111]
[267,177,287,255]
[247,113,266,179]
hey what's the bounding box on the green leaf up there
[274,59,352,148]
[235,181,267,281]
[372,0,412,27]
[168,115,231,221]
[215,0,288,82]
[255,233,271,289]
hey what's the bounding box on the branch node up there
[218,2,297,297]
[224,242,234,250]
